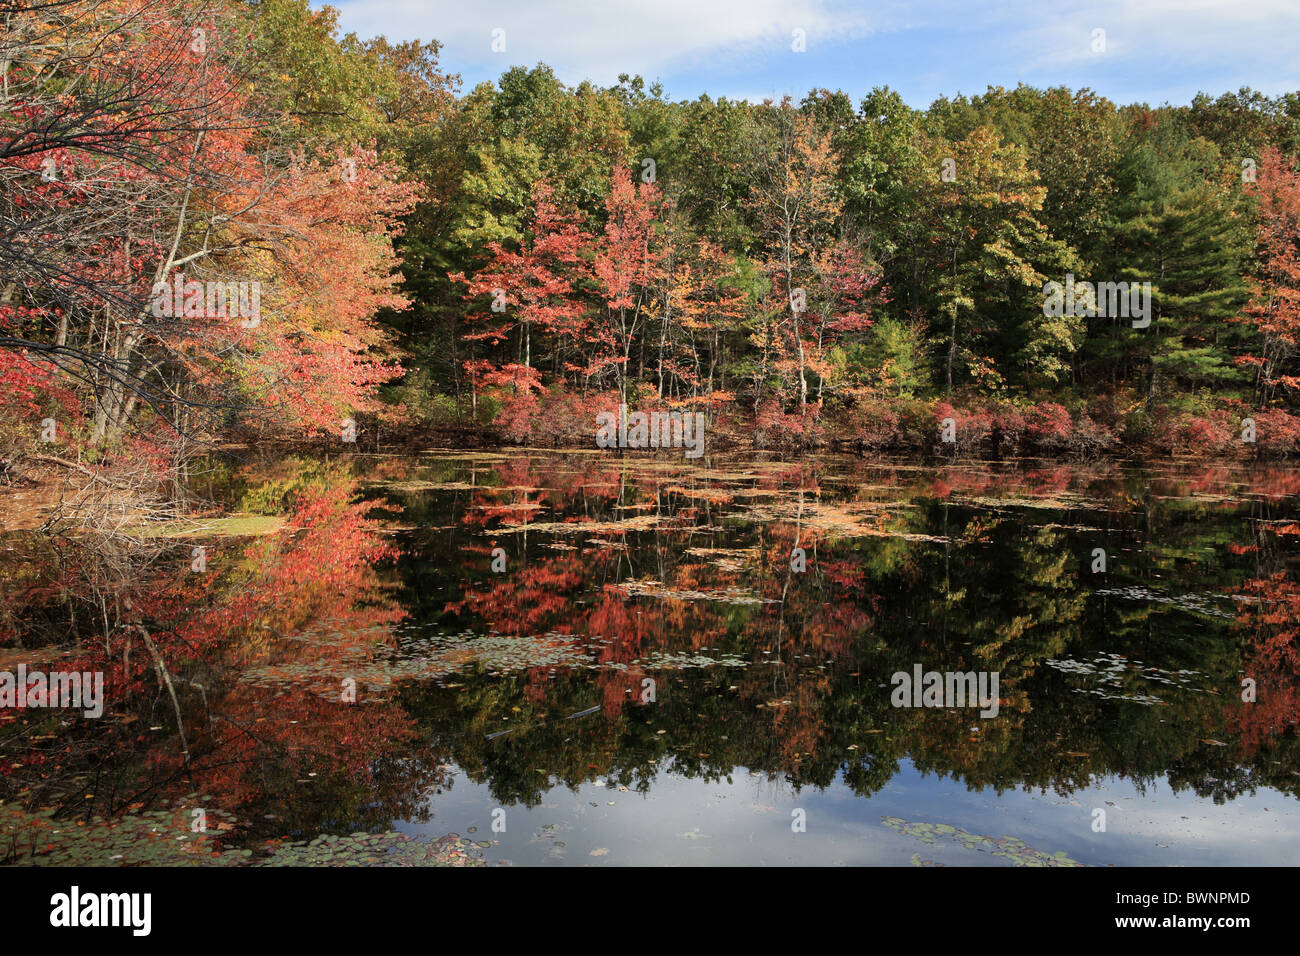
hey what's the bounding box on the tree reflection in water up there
[2,452,1297,865]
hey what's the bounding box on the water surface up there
[2,450,1297,866]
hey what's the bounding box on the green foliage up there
[342,46,1297,444]
[836,316,929,396]
[242,0,454,155]
[1099,124,1253,398]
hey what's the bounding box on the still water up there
[2,450,1298,866]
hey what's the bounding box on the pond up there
[2,449,1298,866]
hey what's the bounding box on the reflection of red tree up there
[153,686,420,809]
[442,458,883,779]
[3,483,420,818]
[445,553,586,635]
[132,483,403,663]
[140,484,414,807]
[1238,468,1300,500]
[1233,569,1300,757]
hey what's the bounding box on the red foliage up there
[1026,402,1074,448]
[933,400,993,451]
[755,400,825,449]
[1238,147,1300,396]
[0,347,54,412]
[846,399,903,450]
[1254,408,1300,456]
[1174,409,1237,456]
[990,404,1027,452]
[495,386,619,446]
[451,179,592,360]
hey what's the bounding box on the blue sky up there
[327,0,1300,109]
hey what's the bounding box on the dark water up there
[3,450,1298,866]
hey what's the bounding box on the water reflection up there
[2,452,1298,865]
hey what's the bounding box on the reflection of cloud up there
[402,761,1300,865]
[331,0,876,86]
[1042,775,1300,863]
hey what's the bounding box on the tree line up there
[4,0,1300,469]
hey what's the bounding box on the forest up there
[2,0,1299,878]
[4,0,1300,484]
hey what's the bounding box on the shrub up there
[990,403,1027,455]
[1026,402,1074,451]
[845,399,903,450]
[754,400,824,450]
[1175,409,1236,457]
[1072,414,1119,457]
[494,386,616,446]
[1254,409,1300,457]
[932,400,993,453]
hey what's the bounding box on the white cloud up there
[326,0,1300,104]
[331,0,877,86]
[1010,0,1300,79]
